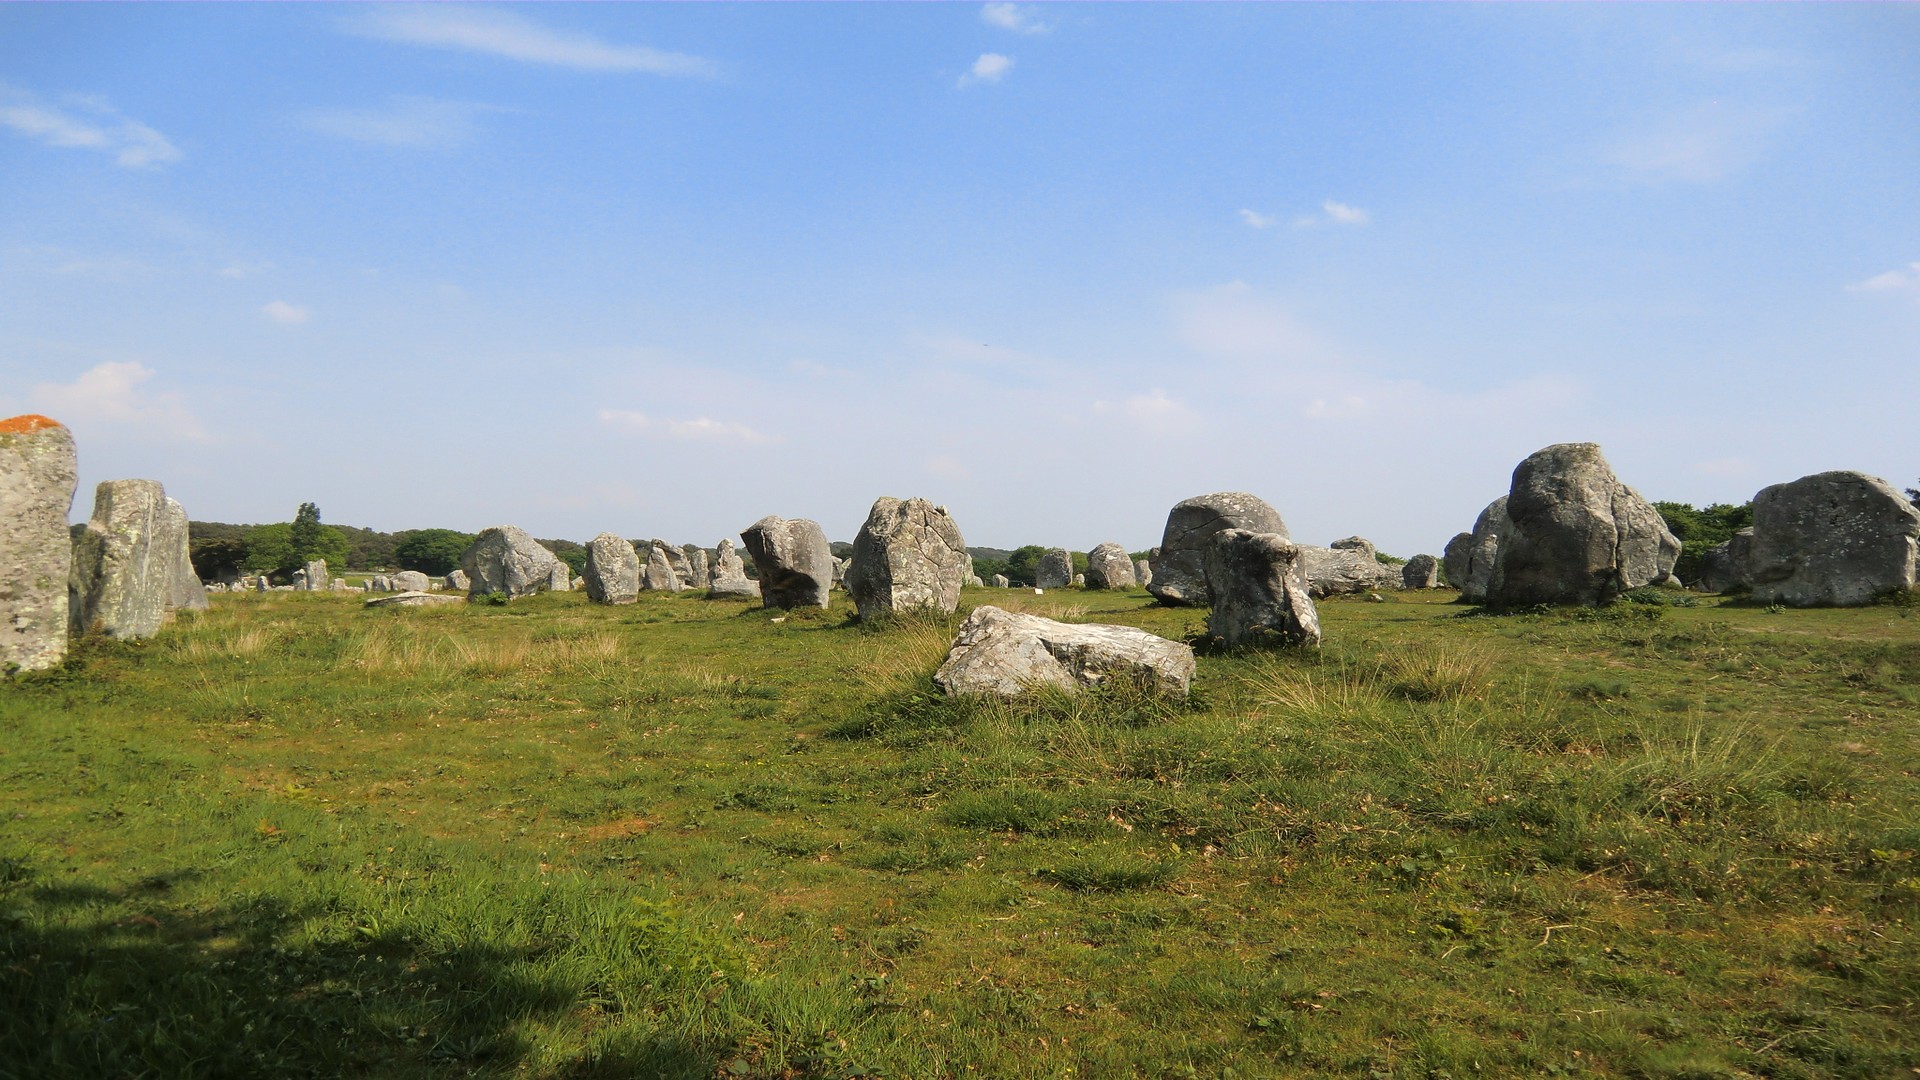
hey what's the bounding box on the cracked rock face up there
[1,415,77,671]
[583,533,640,604]
[706,538,760,598]
[1443,497,1508,604]
[1297,538,1402,598]
[1204,529,1321,648]
[740,515,832,610]
[460,526,561,599]
[846,497,969,620]
[1033,548,1073,590]
[642,539,688,592]
[1085,543,1136,589]
[1747,472,1919,607]
[1147,492,1288,606]
[69,478,200,639]
[1485,443,1679,609]
[933,605,1195,699]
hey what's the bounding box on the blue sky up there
[3,3,1916,554]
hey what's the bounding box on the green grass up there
[3,587,1917,1077]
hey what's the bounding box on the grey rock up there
[1486,443,1679,609]
[846,497,970,620]
[1401,554,1441,589]
[1134,559,1153,586]
[301,558,330,593]
[991,573,1010,588]
[584,533,641,604]
[1696,529,1755,595]
[1297,541,1401,598]
[168,500,208,612]
[1747,471,1920,607]
[255,575,271,592]
[688,548,710,589]
[706,538,760,598]
[1148,492,1288,606]
[740,515,833,610]
[446,569,470,591]
[391,569,431,594]
[966,574,984,588]
[68,479,191,639]
[1443,497,1508,604]
[364,590,463,608]
[1072,573,1085,587]
[642,539,686,592]
[1034,548,1073,589]
[1085,543,1135,589]
[460,526,561,599]
[933,605,1196,700]
[1203,529,1321,647]
[0,415,77,671]
[548,561,572,592]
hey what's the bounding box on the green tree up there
[188,536,248,582]
[1001,545,1050,586]
[289,503,324,564]
[1654,501,1753,583]
[393,529,476,576]
[243,515,350,580]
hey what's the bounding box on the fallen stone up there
[1204,529,1321,647]
[1148,492,1288,606]
[933,605,1195,699]
[1298,540,1401,598]
[0,415,77,671]
[364,590,463,608]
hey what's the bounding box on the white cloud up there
[597,409,776,445]
[0,87,180,169]
[1849,262,1920,297]
[1091,389,1200,437]
[299,97,496,149]
[1600,102,1795,185]
[981,3,1049,35]
[29,362,207,442]
[346,6,716,77]
[1321,200,1370,226]
[261,300,311,325]
[1238,209,1277,230]
[960,53,1014,87]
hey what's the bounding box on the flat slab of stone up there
[364,590,464,608]
[933,605,1195,699]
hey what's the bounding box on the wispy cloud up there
[345,6,717,77]
[1290,199,1371,229]
[1238,209,1277,230]
[982,3,1049,35]
[29,362,208,442]
[1849,261,1920,298]
[261,300,311,325]
[959,53,1014,87]
[299,97,497,149]
[1600,101,1795,185]
[597,408,776,445]
[1091,389,1200,437]
[0,86,180,169]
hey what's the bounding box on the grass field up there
[3,585,1917,1078]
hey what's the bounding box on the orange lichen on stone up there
[0,414,64,434]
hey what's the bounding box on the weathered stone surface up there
[1298,540,1401,598]
[1485,443,1679,609]
[642,540,685,592]
[1747,472,1920,607]
[1203,530,1321,647]
[389,569,429,594]
[549,561,572,592]
[1,415,77,672]
[364,590,463,608]
[1402,554,1441,589]
[1085,543,1135,589]
[166,500,208,613]
[966,574,983,588]
[300,559,330,593]
[846,497,970,620]
[990,573,1010,588]
[583,533,640,604]
[706,538,759,598]
[1444,497,1508,604]
[933,605,1195,699]
[688,548,710,589]
[1134,559,1153,586]
[460,526,561,599]
[446,569,470,591]
[1034,548,1073,589]
[69,479,193,639]
[1147,492,1288,606]
[1696,529,1755,595]
[740,515,832,610]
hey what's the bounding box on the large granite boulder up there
[706,538,759,598]
[1085,542,1137,589]
[460,526,561,599]
[740,515,832,610]
[1485,443,1680,609]
[1147,492,1288,606]
[933,605,1195,700]
[69,479,196,639]
[1297,537,1401,598]
[1,415,78,671]
[392,569,431,593]
[1443,497,1508,604]
[1402,554,1441,589]
[1695,529,1755,595]
[583,533,640,603]
[1746,472,1920,607]
[846,497,970,620]
[642,539,686,592]
[1034,548,1073,589]
[548,561,572,592]
[1203,530,1321,647]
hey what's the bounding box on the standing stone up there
[301,559,330,593]
[1033,548,1073,589]
[69,479,194,639]
[1443,497,1508,604]
[1401,554,1441,589]
[1696,529,1755,595]
[583,533,641,604]
[1147,492,1289,606]
[1085,543,1136,589]
[1204,530,1321,647]
[164,500,208,613]
[846,497,970,620]
[447,568,470,591]
[1485,443,1680,610]
[933,605,1196,700]
[966,574,984,588]
[459,526,561,599]
[1297,539,1401,598]
[642,540,686,592]
[707,537,761,598]
[688,548,711,589]
[740,515,833,610]
[990,573,1010,588]
[254,575,270,592]
[1134,559,1153,586]
[1747,471,1920,607]
[392,570,430,593]
[548,561,572,592]
[1,415,78,672]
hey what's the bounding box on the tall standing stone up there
[1696,529,1755,595]
[547,561,572,592]
[1204,530,1321,647]
[1444,497,1508,604]
[740,515,832,610]
[1085,542,1136,589]
[1485,443,1679,610]
[167,500,208,613]
[1401,554,1440,589]
[707,538,760,598]
[301,558,330,593]
[1747,471,1920,607]
[687,548,710,589]
[1,415,78,671]
[69,479,195,639]
[1033,548,1073,590]
[846,497,970,620]
[642,539,686,592]
[1134,559,1153,587]
[459,526,561,599]
[1147,492,1288,606]
[584,533,641,604]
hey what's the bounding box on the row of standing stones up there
[6,416,1915,690]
